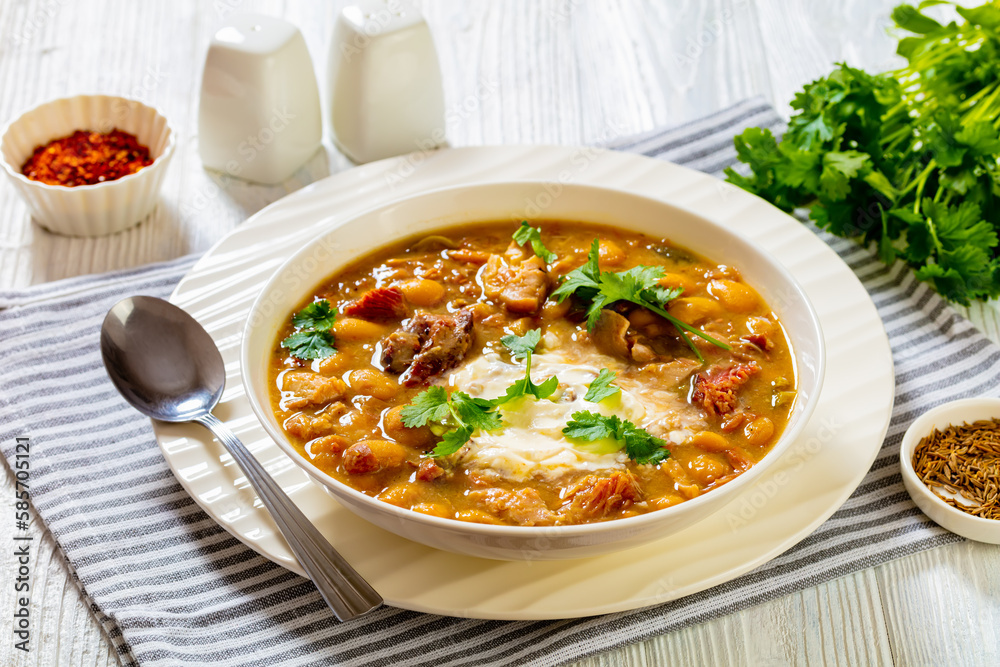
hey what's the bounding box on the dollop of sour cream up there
[447,351,647,481]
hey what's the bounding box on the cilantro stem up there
[520,349,535,386]
[446,401,465,429]
[899,160,935,198]
[959,80,997,112]
[912,159,936,215]
[673,327,703,364]
[964,81,1000,123]
[643,302,730,362]
[882,132,913,156]
[927,212,944,256]
[880,125,912,148]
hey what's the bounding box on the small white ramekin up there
[900,397,1000,544]
[0,94,175,236]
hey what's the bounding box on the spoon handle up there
[195,413,383,621]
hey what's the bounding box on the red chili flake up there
[21,128,153,187]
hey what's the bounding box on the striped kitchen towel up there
[0,98,975,667]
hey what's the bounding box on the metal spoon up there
[100,295,383,622]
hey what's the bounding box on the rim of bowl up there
[899,396,1000,530]
[0,94,176,192]
[241,181,828,537]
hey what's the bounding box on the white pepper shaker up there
[327,0,446,164]
[198,13,322,184]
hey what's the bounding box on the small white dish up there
[0,94,174,237]
[900,397,1000,544]
[198,12,322,184]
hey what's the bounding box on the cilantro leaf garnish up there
[494,367,559,404]
[399,386,451,427]
[449,392,504,432]
[281,299,338,360]
[551,239,602,304]
[562,410,670,465]
[500,328,541,360]
[584,368,620,403]
[561,410,617,441]
[280,331,336,360]
[494,328,559,404]
[437,426,474,458]
[401,387,503,458]
[291,300,338,331]
[550,240,729,361]
[513,221,557,264]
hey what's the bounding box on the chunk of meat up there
[691,363,760,416]
[640,358,701,386]
[342,443,379,474]
[722,446,754,472]
[630,338,658,364]
[404,309,475,385]
[380,309,475,386]
[500,256,551,315]
[562,471,640,521]
[341,286,408,321]
[503,239,528,262]
[467,487,561,526]
[416,458,445,482]
[283,403,348,440]
[280,372,347,410]
[742,333,772,352]
[592,310,661,364]
[380,330,421,374]
[482,254,552,316]
[481,254,507,299]
[592,310,631,359]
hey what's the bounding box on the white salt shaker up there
[198,13,322,184]
[327,0,446,164]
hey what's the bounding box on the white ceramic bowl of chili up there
[900,397,1000,545]
[0,94,175,236]
[241,182,827,560]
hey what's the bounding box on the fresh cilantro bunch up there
[281,300,338,360]
[562,411,670,465]
[725,1,1000,304]
[550,239,730,361]
[400,387,502,458]
[513,221,557,263]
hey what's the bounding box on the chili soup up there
[267,221,797,527]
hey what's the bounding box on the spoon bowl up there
[101,296,225,422]
[100,296,382,621]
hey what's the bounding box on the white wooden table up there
[1,1,998,665]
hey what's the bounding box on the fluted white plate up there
[153,146,894,620]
